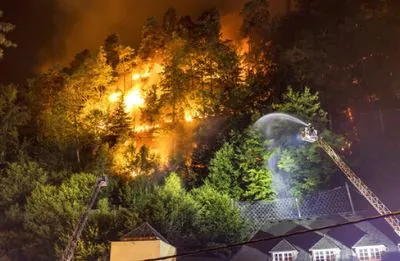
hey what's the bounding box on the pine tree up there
[116,46,135,93]
[207,128,275,201]
[0,84,29,163]
[273,87,344,197]
[104,33,121,70]
[196,8,221,42]
[140,85,162,125]
[162,7,178,39]
[138,17,166,59]
[108,101,130,138]
[238,130,275,201]
[207,142,243,200]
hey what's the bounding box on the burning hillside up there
[33,6,264,179]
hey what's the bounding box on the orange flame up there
[124,88,144,112]
[109,92,122,103]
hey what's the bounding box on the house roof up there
[260,220,299,236]
[270,239,296,252]
[342,212,397,247]
[247,211,398,259]
[120,222,170,244]
[287,224,324,250]
[254,219,323,254]
[230,246,267,261]
[301,214,366,248]
[310,236,340,250]
[250,230,282,254]
[354,234,385,248]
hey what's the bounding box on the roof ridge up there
[120,222,171,244]
[270,239,297,252]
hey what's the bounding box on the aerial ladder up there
[60,175,109,261]
[300,124,400,237]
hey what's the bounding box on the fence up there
[237,185,354,237]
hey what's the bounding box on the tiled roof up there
[310,236,340,250]
[246,211,398,261]
[270,239,296,252]
[343,213,396,248]
[291,228,323,251]
[261,220,298,236]
[354,234,384,247]
[120,222,170,244]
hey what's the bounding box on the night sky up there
[0,0,253,83]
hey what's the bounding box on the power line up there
[141,211,400,261]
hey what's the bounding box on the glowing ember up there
[109,92,122,103]
[124,88,144,112]
[346,107,354,122]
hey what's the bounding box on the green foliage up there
[272,86,327,125]
[148,173,197,247]
[24,173,104,260]
[0,84,30,162]
[38,47,114,170]
[208,142,243,199]
[272,87,344,197]
[208,128,275,201]
[0,160,48,206]
[114,144,159,177]
[190,184,249,246]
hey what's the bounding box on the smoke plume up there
[39,0,249,70]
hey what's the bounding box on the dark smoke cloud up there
[40,0,250,70]
[0,0,289,82]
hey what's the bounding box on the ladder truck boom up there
[60,175,108,261]
[300,124,400,237]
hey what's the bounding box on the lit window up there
[312,249,340,261]
[272,251,297,261]
[354,245,386,260]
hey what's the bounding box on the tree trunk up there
[74,113,81,168]
[76,147,81,166]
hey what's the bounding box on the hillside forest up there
[1,0,399,260]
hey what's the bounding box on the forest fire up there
[184,111,193,122]
[124,88,144,112]
[108,92,122,103]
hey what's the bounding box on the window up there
[272,251,297,261]
[354,245,386,260]
[312,249,340,261]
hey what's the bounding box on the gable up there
[270,239,296,252]
[310,236,340,250]
[121,222,170,244]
